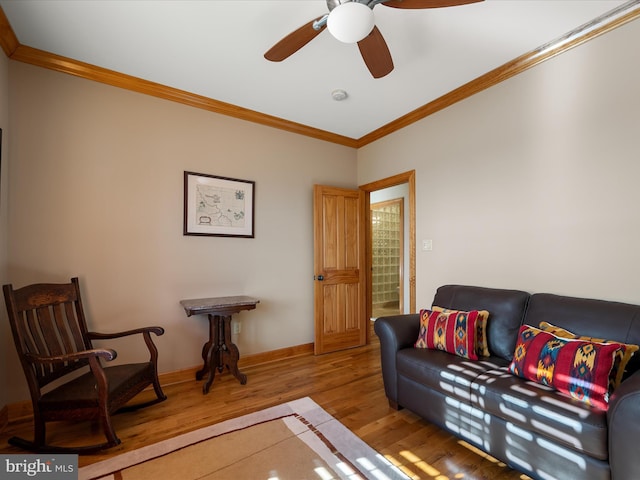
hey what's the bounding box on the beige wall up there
[358,19,640,308]
[4,62,357,403]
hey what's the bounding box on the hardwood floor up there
[0,341,528,479]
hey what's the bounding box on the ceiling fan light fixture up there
[327,2,375,44]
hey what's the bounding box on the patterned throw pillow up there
[539,321,638,390]
[432,306,490,357]
[415,309,480,360]
[509,324,624,410]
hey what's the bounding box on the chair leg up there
[151,374,167,401]
[100,413,121,448]
[7,413,48,452]
[33,412,46,448]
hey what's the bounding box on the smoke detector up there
[331,89,348,101]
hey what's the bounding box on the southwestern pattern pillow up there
[432,306,490,357]
[509,324,624,410]
[415,309,480,360]
[539,321,638,390]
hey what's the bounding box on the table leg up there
[199,313,248,394]
[202,315,222,394]
[221,315,247,385]
[195,313,217,381]
[216,314,225,373]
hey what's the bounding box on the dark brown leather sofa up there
[374,284,640,480]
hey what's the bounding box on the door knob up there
[315,275,324,281]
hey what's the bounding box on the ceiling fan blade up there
[264,18,326,62]
[357,26,394,79]
[382,0,483,9]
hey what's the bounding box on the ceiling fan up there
[264,0,483,79]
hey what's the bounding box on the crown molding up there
[8,43,360,149]
[1,3,638,149]
[0,5,19,56]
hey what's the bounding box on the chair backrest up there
[3,277,93,392]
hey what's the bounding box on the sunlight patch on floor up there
[383,442,535,480]
[383,453,420,479]
[314,466,335,480]
[400,450,443,477]
[378,450,449,479]
[458,440,504,466]
[458,440,532,480]
[355,455,403,480]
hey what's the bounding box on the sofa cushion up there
[432,285,530,360]
[470,367,610,460]
[508,325,623,410]
[432,306,490,357]
[540,322,640,390]
[415,309,480,360]
[524,293,640,378]
[539,321,639,390]
[397,347,508,404]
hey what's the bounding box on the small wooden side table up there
[180,295,259,394]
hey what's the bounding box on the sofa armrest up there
[608,369,640,479]
[374,314,420,408]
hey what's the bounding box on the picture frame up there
[183,171,255,238]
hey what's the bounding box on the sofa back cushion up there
[524,293,640,378]
[432,285,530,360]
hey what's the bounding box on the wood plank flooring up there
[0,341,528,479]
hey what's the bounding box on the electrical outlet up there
[422,239,433,251]
[232,322,241,334]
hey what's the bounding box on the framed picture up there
[184,171,255,238]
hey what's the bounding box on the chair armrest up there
[88,326,164,367]
[374,314,420,407]
[608,369,640,479]
[26,348,117,363]
[87,326,165,340]
[26,349,116,400]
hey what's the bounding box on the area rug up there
[79,397,408,480]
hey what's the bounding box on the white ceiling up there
[0,0,629,139]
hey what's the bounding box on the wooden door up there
[313,185,366,355]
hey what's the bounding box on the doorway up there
[371,196,404,318]
[360,171,416,338]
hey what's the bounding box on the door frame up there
[360,170,416,340]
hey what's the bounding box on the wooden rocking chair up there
[3,277,167,453]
